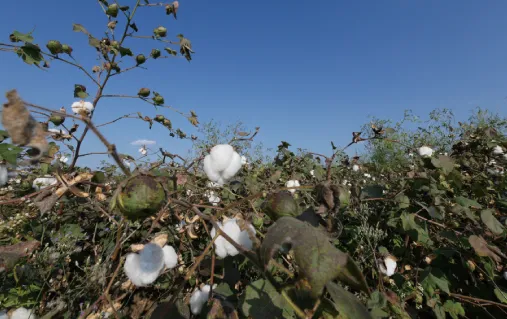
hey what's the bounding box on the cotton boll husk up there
[162,245,178,269]
[209,144,234,172]
[203,155,222,183]
[221,152,242,180]
[11,307,37,319]
[0,164,7,187]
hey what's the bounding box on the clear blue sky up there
[1,0,507,168]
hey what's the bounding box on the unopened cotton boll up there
[71,100,94,116]
[32,177,57,191]
[285,180,300,194]
[417,146,434,157]
[492,145,504,155]
[203,144,242,186]
[11,307,38,319]
[124,243,165,287]
[0,164,7,187]
[189,284,217,315]
[162,245,178,269]
[210,218,255,258]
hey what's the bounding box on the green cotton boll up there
[46,40,63,54]
[113,175,166,220]
[261,191,300,221]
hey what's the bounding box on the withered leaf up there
[0,240,40,272]
[468,235,507,264]
[260,217,369,298]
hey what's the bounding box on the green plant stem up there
[281,289,307,319]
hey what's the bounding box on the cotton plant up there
[203,144,242,186]
[124,243,179,287]
[417,146,434,157]
[189,284,217,315]
[32,176,57,191]
[71,100,94,116]
[285,180,300,194]
[210,218,255,258]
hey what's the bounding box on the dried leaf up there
[468,235,507,264]
[0,240,40,272]
[480,209,505,235]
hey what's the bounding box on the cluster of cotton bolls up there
[189,284,217,315]
[124,243,178,287]
[210,218,255,258]
[0,307,38,319]
[203,144,242,186]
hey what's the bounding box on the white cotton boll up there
[210,218,255,258]
[0,164,8,187]
[206,181,221,189]
[503,271,507,281]
[236,223,255,251]
[32,177,57,191]
[417,146,433,157]
[379,256,397,277]
[189,284,216,315]
[11,307,37,319]
[310,170,315,177]
[48,128,68,135]
[204,190,221,206]
[162,245,178,269]
[210,222,228,258]
[241,155,248,165]
[124,244,165,287]
[209,144,234,172]
[221,152,242,180]
[352,164,360,172]
[285,180,300,194]
[408,152,414,157]
[220,219,242,256]
[364,173,371,178]
[71,100,94,115]
[492,145,504,155]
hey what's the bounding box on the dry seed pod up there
[2,89,36,145]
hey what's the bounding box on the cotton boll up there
[492,145,504,155]
[285,180,300,194]
[310,170,315,177]
[209,144,234,172]
[11,307,37,319]
[221,152,242,180]
[503,271,507,281]
[0,164,7,187]
[71,100,94,115]
[210,223,228,258]
[48,128,68,135]
[417,146,433,157]
[189,284,216,315]
[379,256,397,277]
[124,244,165,287]
[241,156,248,165]
[221,219,242,256]
[162,245,178,269]
[352,164,360,172]
[236,223,256,251]
[32,177,57,191]
[210,219,255,258]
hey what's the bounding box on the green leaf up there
[442,300,465,319]
[0,130,9,142]
[395,194,410,209]
[431,155,455,175]
[16,43,44,66]
[88,36,101,48]
[400,212,434,247]
[0,143,23,165]
[260,217,369,297]
[72,23,90,35]
[326,282,373,319]
[11,30,34,43]
[494,288,507,304]
[420,267,450,297]
[360,185,384,199]
[384,127,395,135]
[455,196,482,209]
[119,47,133,57]
[480,209,505,235]
[240,279,294,319]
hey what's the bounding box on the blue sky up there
[1,0,507,168]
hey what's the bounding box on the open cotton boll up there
[47,128,68,135]
[32,177,57,191]
[210,218,255,258]
[310,170,315,177]
[162,245,178,269]
[379,255,397,277]
[352,164,360,172]
[417,146,434,157]
[11,307,37,319]
[492,145,504,155]
[209,144,234,171]
[221,152,242,180]
[285,180,300,194]
[204,190,221,206]
[189,284,217,315]
[241,155,248,165]
[203,144,242,186]
[71,100,94,115]
[0,164,8,187]
[124,243,165,287]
